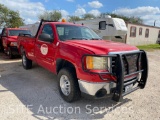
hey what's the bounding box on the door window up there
[39,24,54,42]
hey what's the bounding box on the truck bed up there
[17,35,36,56]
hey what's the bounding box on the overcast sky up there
[0,0,160,26]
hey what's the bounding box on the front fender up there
[56,42,94,78]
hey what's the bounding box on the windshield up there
[56,24,101,41]
[8,30,31,36]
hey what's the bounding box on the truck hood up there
[64,40,139,54]
[8,36,18,42]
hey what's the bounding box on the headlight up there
[10,42,17,47]
[86,56,109,70]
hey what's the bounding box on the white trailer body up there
[76,17,127,41]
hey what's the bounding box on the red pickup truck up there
[17,20,148,102]
[1,28,31,58]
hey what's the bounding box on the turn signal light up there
[86,56,93,69]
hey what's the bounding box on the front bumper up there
[10,46,19,55]
[80,50,148,101]
[78,80,116,98]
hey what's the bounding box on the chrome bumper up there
[78,79,116,96]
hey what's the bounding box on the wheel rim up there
[7,50,10,55]
[22,54,26,66]
[7,48,10,56]
[60,75,71,96]
[9,49,12,57]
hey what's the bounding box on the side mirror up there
[99,21,106,30]
[38,33,53,43]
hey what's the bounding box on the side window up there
[42,24,54,38]
[38,24,54,42]
[145,29,149,38]
[139,28,142,35]
[158,30,160,38]
[130,26,136,37]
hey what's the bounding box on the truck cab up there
[18,20,148,102]
[1,28,31,58]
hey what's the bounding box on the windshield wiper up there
[71,37,89,40]
[69,37,102,40]
[91,38,102,40]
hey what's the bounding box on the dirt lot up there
[0,50,160,120]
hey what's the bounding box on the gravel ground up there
[0,50,160,120]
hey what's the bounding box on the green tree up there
[68,13,98,22]
[0,4,24,28]
[38,10,62,21]
[0,4,8,27]
[68,16,82,22]
[7,11,24,27]
[83,13,96,20]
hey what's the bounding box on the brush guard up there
[112,50,148,102]
[82,50,148,101]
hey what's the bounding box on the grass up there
[137,44,160,51]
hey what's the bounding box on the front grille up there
[122,56,128,75]
[111,53,140,75]
[123,54,139,75]
[111,57,117,74]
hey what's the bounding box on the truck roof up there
[44,22,83,26]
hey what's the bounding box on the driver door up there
[35,24,56,72]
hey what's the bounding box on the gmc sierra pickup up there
[17,19,148,102]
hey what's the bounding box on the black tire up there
[20,46,24,57]
[8,47,13,59]
[0,42,4,52]
[22,52,32,69]
[58,67,81,102]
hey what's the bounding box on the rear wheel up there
[58,68,81,102]
[22,52,32,69]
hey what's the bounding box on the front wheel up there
[58,68,81,102]
[22,52,32,69]
[8,47,13,59]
